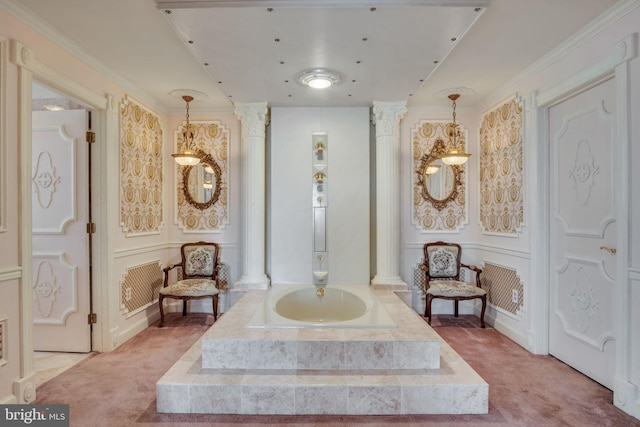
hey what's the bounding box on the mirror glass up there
[417,138,463,211]
[187,163,216,204]
[423,159,455,201]
[182,153,221,210]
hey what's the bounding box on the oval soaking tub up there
[247,284,396,329]
[275,287,367,323]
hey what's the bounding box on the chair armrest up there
[162,264,181,287]
[461,263,482,286]
[163,264,181,273]
[418,263,430,292]
[461,263,482,273]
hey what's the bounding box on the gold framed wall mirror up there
[417,138,463,211]
[181,151,222,210]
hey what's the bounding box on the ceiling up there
[4,0,619,112]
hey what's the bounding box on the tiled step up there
[202,338,440,370]
[157,337,487,415]
[156,289,488,415]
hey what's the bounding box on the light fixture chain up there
[172,95,201,165]
[452,99,457,127]
[182,95,195,151]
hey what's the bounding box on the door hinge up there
[86,130,96,143]
[88,313,97,324]
[86,222,96,234]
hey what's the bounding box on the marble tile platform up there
[156,288,488,415]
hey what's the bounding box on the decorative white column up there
[233,103,270,291]
[371,101,407,289]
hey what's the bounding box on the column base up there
[233,275,270,290]
[370,276,407,289]
[229,276,271,309]
[371,277,411,307]
[13,374,37,403]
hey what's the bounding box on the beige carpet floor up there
[34,312,640,427]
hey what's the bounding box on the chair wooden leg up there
[454,300,459,317]
[158,295,165,327]
[212,295,218,321]
[480,295,487,328]
[425,295,433,325]
[182,300,188,316]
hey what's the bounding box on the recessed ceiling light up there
[297,69,342,89]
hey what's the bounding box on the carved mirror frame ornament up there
[181,151,222,210]
[417,138,464,211]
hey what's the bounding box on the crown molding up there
[0,0,166,114]
[484,0,640,109]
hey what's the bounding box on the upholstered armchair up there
[158,241,221,327]
[421,241,486,328]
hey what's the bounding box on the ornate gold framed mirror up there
[181,151,222,210]
[417,138,464,211]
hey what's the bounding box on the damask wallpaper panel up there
[175,121,229,232]
[119,97,164,235]
[412,121,468,232]
[479,96,524,235]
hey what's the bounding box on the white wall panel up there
[270,108,369,286]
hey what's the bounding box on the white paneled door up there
[548,78,616,389]
[32,109,91,352]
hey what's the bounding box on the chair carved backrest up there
[424,242,462,280]
[158,241,221,327]
[422,241,486,328]
[180,242,220,280]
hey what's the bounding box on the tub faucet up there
[317,255,323,270]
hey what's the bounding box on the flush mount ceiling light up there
[42,104,65,111]
[297,69,342,89]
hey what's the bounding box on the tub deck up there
[247,284,398,329]
[156,288,488,415]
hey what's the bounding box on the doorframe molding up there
[529,33,637,416]
[10,39,114,381]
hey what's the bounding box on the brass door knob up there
[600,246,617,254]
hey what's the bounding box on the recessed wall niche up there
[175,121,229,232]
[479,96,524,235]
[411,121,468,231]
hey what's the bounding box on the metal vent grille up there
[481,262,523,314]
[121,262,163,317]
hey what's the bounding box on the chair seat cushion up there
[159,279,219,297]
[427,280,486,297]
